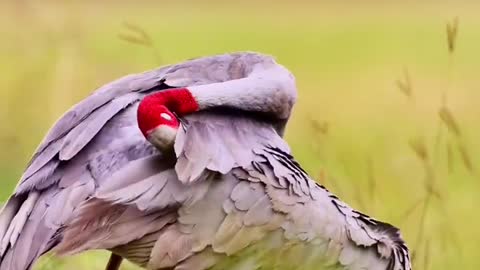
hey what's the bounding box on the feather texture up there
[54,113,410,270]
[0,52,410,270]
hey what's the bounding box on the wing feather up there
[174,112,289,185]
[59,92,141,160]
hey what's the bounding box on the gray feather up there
[59,92,140,160]
[19,140,63,188]
[0,198,22,250]
[174,112,289,185]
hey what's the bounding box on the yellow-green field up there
[1,1,479,269]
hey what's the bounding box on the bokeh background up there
[1,0,479,269]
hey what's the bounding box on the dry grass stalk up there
[457,142,474,173]
[316,169,327,185]
[118,22,154,47]
[424,174,441,200]
[310,118,329,135]
[118,22,162,63]
[405,135,444,269]
[324,175,344,199]
[400,197,424,221]
[447,141,454,173]
[413,196,430,254]
[409,137,429,162]
[366,157,376,202]
[396,68,413,99]
[438,106,461,137]
[446,17,459,54]
[423,238,431,270]
[353,188,367,212]
[437,200,461,254]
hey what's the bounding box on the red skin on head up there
[137,88,199,137]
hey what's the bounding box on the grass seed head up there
[458,142,474,173]
[409,137,429,162]
[446,17,459,53]
[118,22,153,47]
[310,119,329,135]
[396,68,413,99]
[438,106,461,137]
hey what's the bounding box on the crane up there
[0,52,411,270]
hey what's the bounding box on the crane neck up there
[140,88,200,116]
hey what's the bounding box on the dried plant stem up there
[366,157,376,206]
[413,194,430,256]
[423,238,431,270]
[118,21,162,64]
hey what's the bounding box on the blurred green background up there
[1,0,479,269]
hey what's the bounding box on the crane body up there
[0,52,411,270]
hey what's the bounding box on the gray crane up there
[0,52,411,270]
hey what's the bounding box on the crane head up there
[137,101,180,152]
[137,88,199,152]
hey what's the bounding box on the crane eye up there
[160,113,172,121]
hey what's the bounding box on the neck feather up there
[144,88,199,116]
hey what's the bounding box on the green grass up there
[1,1,479,269]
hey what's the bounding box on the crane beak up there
[146,125,178,153]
